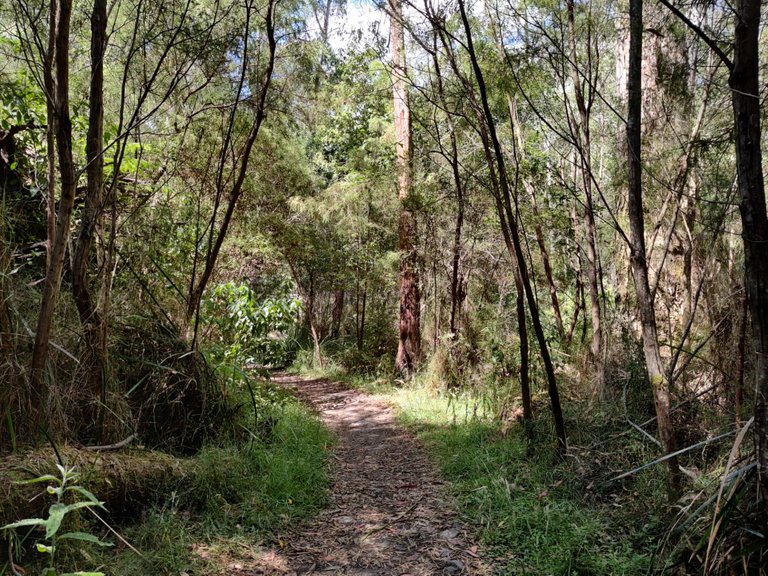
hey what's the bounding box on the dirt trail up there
[244,374,491,575]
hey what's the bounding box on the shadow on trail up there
[238,374,489,576]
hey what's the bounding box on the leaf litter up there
[230,374,492,575]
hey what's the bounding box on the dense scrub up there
[2,0,768,573]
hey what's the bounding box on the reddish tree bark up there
[389,0,421,375]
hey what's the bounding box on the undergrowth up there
[302,352,662,572]
[91,383,332,575]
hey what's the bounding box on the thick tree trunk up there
[30,0,77,422]
[626,0,680,497]
[390,0,421,375]
[729,0,768,504]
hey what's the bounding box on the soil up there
[232,373,491,575]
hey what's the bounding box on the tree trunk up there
[30,0,77,424]
[355,278,367,352]
[507,95,565,344]
[729,0,768,503]
[72,0,108,435]
[626,0,680,497]
[186,0,277,345]
[458,0,566,451]
[389,0,421,375]
[44,0,57,272]
[429,38,464,341]
[331,289,344,338]
[566,0,602,392]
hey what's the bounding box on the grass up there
[84,385,332,575]
[378,384,655,575]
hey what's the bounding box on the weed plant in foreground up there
[384,386,654,575]
[96,397,332,575]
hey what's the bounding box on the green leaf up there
[58,532,114,547]
[1,518,46,530]
[66,486,100,504]
[36,543,54,554]
[13,475,58,486]
[61,572,105,576]
[45,500,102,539]
[45,503,67,538]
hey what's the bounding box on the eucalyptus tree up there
[387,0,422,375]
[626,0,680,495]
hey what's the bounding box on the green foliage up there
[203,281,301,366]
[387,386,653,575]
[98,390,332,575]
[2,465,113,576]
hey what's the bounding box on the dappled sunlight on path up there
[237,374,490,575]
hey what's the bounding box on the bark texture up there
[72,0,108,426]
[729,0,768,503]
[390,0,421,375]
[30,0,77,418]
[626,0,680,496]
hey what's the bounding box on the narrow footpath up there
[247,374,491,575]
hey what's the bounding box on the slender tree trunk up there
[186,0,277,344]
[331,289,344,338]
[447,125,464,341]
[0,239,13,354]
[30,0,77,422]
[357,280,367,351]
[430,38,464,341]
[389,0,421,375]
[509,98,565,343]
[307,276,323,368]
[566,0,602,391]
[484,3,565,345]
[72,0,108,432]
[626,0,680,497]
[44,0,57,272]
[458,0,566,450]
[729,0,768,503]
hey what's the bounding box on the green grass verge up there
[384,386,653,576]
[94,394,332,575]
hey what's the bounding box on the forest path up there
[238,373,491,575]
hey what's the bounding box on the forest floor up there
[236,373,491,575]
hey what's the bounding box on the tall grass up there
[385,385,653,575]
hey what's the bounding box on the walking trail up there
[235,373,491,575]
